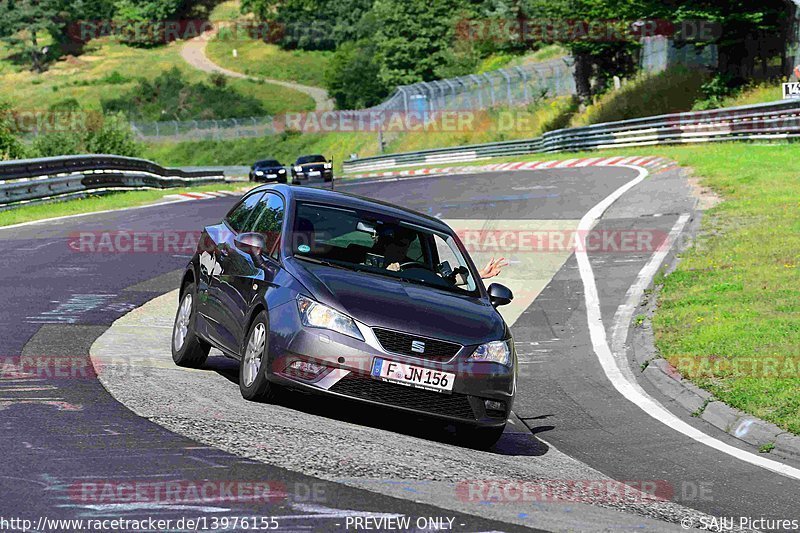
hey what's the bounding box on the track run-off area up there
[1,159,798,532]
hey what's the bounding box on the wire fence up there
[129,39,716,142]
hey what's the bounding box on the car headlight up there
[294,166,303,172]
[296,295,363,341]
[278,168,286,173]
[255,170,264,175]
[324,163,332,169]
[469,339,512,366]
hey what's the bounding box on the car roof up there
[255,159,281,165]
[254,184,451,233]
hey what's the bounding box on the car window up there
[256,160,280,167]
[225,192,264,232]
[292,202,478,296]
[249,192,285,258]
[297,155,325,164]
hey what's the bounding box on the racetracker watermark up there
[456,479,675,503]
[69,480,287,504]
[67,229,676,255]
[455,18,721,44]
[4,110,102,135]
[672,356,800,379]
[457,229,671,254]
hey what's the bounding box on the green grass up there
[384,97,577,153]
[647,143,800,435]
[716,81,785,108]
[0,37,314,115]
[570,67,708,127]
[206,34,331,87]
[476,45,568,73]
[0,182,250,227]
[209,0,244,22]
[143,131,379,171]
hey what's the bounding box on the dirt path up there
[181,29,334,112]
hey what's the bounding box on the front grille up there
[372,328,461,362]
[329,373,475,420]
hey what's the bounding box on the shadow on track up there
[203,354,549,457]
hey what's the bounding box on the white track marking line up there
[576,165,800,481]
[0,197,193,231]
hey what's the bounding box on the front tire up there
[239,311,280,402]
[172,283,210,368]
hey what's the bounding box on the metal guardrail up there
[342,99,800,173]
[0,154,225,208]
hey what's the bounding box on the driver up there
[379,227,416,271]
[380,226,509,280]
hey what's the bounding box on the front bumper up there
[292,168,333,181]
[265,305,515,428]
[250,171,286,182]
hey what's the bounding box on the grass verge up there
[0,182,249,227]
[206,34,331,87]
[0,38,314,115]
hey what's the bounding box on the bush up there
[0,102,25,161]
[324,40,389,109]
[571,68,708,127]
[31,113,141,158]
[85,113,142,156]
[101,67,265,121]
[692,74,739,110]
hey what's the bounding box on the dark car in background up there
[171,184,516,448]
[291,154,333,184]
[249,159,287,183]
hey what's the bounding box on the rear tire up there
[171,282,210,368]
[239,311,280,402]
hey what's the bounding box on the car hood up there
[285,258,506,345]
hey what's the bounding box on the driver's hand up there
[387,262,401,272]
[480,256,509,279]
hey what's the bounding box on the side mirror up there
[234,232,266,258]
[487,283,513,308]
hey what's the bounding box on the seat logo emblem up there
[411,340,426,353]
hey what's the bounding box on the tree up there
[657,0,792,83]
[0,0,64,72]
[526,0,656,104]
[324,40,389,109]
[372,0,461,87]
[112,0,185,46]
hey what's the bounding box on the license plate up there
[371,358,455,394]
[267,173,276,178]
[309,171,321,177]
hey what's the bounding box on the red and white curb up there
[342,156,677,180]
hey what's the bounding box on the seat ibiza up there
[172,184,516,446]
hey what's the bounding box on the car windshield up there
[256,159,280,167]
[296,155,326,164]
[291,202,479,296]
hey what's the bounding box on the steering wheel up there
[398,261,435,272]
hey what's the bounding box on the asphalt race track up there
[1,165,799,532]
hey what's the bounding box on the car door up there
[198,191,264,352]
[210,192,285,354]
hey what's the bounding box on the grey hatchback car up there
[172,184,516,447]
